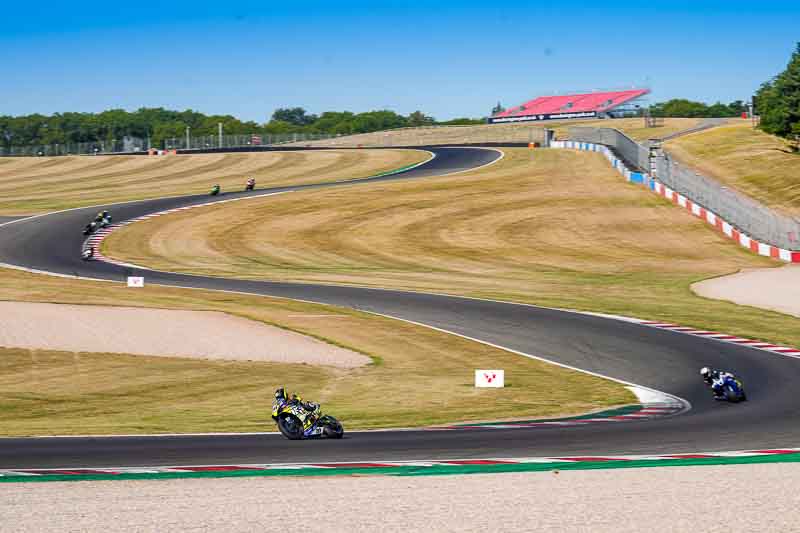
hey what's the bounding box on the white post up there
[186,126,190,150]
[218,122,223,148]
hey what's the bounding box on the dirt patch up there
[0,301,370,368]
[692,265,800,318]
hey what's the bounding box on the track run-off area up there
[1,146,800,475]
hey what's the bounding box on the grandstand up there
[489,89,650,124]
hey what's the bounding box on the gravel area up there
[3,463,800,532]
[692,265,800,318]
[0,301,369,368]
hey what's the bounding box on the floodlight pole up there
[186,126,191,151]
[218,123,223,148]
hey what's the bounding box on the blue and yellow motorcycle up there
[272,397,344,440]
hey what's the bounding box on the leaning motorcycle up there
[272,398,344,440]
[82,216,111,236]
[83,222,98,235]
[716,375,747,403]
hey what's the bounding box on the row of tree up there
[756,43,800,139]
[0,108,262,149]
[649,42,800,140]
[0,107,483,149]
[5,43,799,150]
[648,99,748,118]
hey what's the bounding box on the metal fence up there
[569,127,650,171]
[1,124,549,156]
[656,154,800,250]
[230,125,546,149]
[172,133,340,151]
[0,134,342,156]
[569,127,800,251]
[0,138,146,156]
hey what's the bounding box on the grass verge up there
[0,267,632,436]
[0,149,429,215]
[293,118,706,148]
[666,121,800,217]
[103,147,800,349]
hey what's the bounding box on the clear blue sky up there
[1,0,797,121]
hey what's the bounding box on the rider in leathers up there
[700,367,734,399]
[275,388,320,420]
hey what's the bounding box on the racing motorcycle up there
[715,374,747,403]
[83,221,98,235]
[82,216,111,236]
[210,184,221,196]
[245,178,255,191]
[272,397,344,440]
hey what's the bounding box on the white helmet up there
[700,367,710,377]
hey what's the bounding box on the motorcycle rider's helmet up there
[700,367,711,378]
[102,210,109,217]
[275,387,287,401]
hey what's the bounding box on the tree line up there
[649,42,800,141]
[648,99,748,118]
[0,107,483,149]
[4,41,799,151]
[756,42,800,140]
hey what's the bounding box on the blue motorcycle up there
[714,375,747,403]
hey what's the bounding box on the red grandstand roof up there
[493,89,649,119]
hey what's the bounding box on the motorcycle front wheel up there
[724,386,740,403]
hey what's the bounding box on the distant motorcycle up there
[245,178,255,191]
[83,222,98,235]
[82,216,111,236]
[272,396,343,440]
[210,184,221,196]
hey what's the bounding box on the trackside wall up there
[568,127,800,251]
[550,140,800,263]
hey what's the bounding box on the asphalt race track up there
[1,146,798,469]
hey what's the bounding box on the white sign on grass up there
[475,369,504,388]
[127,276,144,288]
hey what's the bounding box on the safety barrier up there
[569,127,800,251]
[551,140,800,263]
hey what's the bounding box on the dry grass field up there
[0,267,632,436]
[0,149,428,215]
[667,121,800,217]
[104,147,800,350]
[291,118,705,148]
